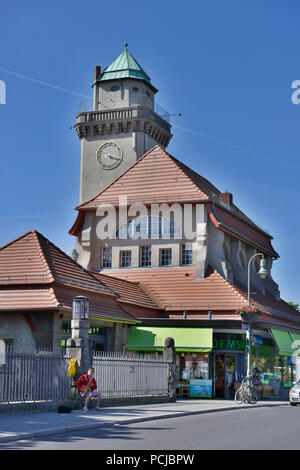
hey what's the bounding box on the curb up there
[0,401,288,444]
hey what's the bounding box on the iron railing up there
[0,349,169,404]
[93,352,169,398]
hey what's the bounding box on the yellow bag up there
[68,357,77,377]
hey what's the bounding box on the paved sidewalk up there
[0,399,288,444]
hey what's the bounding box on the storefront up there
[126,326,299,400]
[126,326,213,398]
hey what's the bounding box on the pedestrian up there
[76,367,101,411]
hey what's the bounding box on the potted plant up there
[235,305,261,323]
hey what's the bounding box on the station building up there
[1,46,300,399]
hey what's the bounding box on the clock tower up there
[75,45,173,204]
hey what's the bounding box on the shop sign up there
[213,338,246,350]
[190,379,212,398]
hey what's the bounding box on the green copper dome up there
[97,46,152,85]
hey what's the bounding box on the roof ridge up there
[206,266,248,304]
[138,281,164,310]
[32,230,56,284]
[0,230,35,251]
[161,152,211,200]
[49,286,61,307]
[95,271,140,286]
[169,155,220,198]
[33,231,117,295]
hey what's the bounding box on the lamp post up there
[245,253,267,376]
[66,296,91,378]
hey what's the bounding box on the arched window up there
[116,216,180,239]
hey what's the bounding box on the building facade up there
[1,46,300,400]
[70,47,300,399]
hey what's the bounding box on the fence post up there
[163,337,177,402]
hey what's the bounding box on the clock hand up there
[103,150,122,160]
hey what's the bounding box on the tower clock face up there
[96,141,123,169]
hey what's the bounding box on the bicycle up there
[235,371,261,404]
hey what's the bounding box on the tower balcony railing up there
[76,106,171,133]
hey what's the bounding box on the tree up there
[288,302,300,312]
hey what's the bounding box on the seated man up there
[76,367,101,411]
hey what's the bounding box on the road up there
[1,406,299,451]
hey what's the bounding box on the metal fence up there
[0,348,70,404]
[0,349,169,404]
[93,352,169,398]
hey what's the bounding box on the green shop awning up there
[270,328,300,356]
[126,327,213,353]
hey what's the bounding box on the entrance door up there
[214,354,239,399]
[225,355,236,399]
[214,354,225,398]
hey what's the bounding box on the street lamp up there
[66,296,91,378]
[245,253,267,376]
[72,296,90,320]
[247,253,267,306]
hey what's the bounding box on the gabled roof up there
[97,46,153,87]
[0,230,112,294]
[75,146,210,210]
[70,146,278,257]
[0,230,141,322]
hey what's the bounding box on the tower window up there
[110,85,120,91]
[102,247,112,268]
[181,244,193,265]
[160,248,172,266]
[132,87,139,93]
[120,250,132,268]
[140,246,151,267]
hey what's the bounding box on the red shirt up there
[76,374,97,392]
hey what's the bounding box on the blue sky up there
[0,0,299,305]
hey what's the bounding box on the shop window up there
[120,250,131,268]
[176,353,210,398]
[102,247,112,268]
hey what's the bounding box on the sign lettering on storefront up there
[213,338,246,350]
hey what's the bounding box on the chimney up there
[220,191,233,207]
[94,66,101,81]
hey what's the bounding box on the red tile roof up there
[91,272,158,310]
[101,266,247,311]
[208,204,278,257]
[70,146,277,257]
[0,287,60,310]
[0,230,139,323]
[101,266,300,325]
[75,146,210,211]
